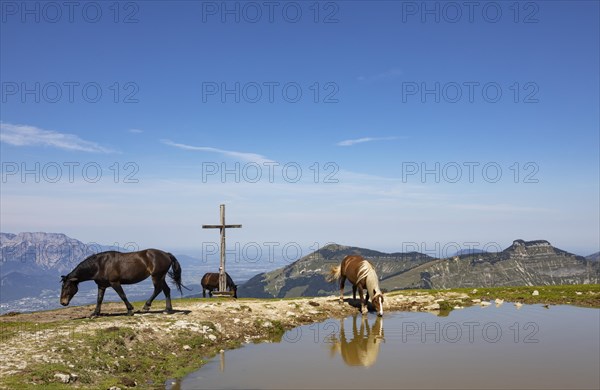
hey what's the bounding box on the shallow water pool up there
[173,304,600,389]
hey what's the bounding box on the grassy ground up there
[422,284,600,307]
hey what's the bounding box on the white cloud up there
[128,128,143,134]
[0,123,114,153]
[161,139,275,164]
[336,136,399,147]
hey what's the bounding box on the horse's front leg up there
[111,282,134,315]
[90,286,106,318]
[352,285,357,301]
[357,287,366,315]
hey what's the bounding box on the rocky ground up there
[0,285,598,389]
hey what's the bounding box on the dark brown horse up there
[201,272,237,298]
[327,255,384,316]
[60,249,185,317]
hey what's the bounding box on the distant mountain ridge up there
[380,239,598,290]
[1,232,99,275]
[0,232,137,303]
[239,240,600,298]
[586,252,600,262]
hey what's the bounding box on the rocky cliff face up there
[0,232,96,275]
[380,240,599,290]
[0,232,122,303]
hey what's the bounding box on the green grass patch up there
[252,319,286,343]
[0,320,71,343]
[1,321,239,389]
[388,284,600,308]
[1,363,78,390]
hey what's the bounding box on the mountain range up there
[0,232,108,302]
[240,240,599,298]
[1,232,598,312]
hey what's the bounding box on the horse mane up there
[356,260,375,283]
[358,260,383,297]
[69,252,105,278]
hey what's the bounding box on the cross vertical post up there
[202,204,242,294]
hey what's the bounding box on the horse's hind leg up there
[339,276,346,303]
[143,276,163,311]
[162,279,174,314]
[111,282,135,315]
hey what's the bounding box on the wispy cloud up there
[336,136,399,147]
[0,123,114,153]
[161,139,275,164]
[357,68,403,83]
[128,128,143,134]
[451,203,552,213]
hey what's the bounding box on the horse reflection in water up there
[329,314,385,367]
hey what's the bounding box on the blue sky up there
[1,1,599,259]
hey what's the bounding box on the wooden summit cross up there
[202,204,241,296]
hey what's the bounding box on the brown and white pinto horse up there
[328,255,384,316]
[201,272,237,298]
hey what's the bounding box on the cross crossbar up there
[202,204,242,293]
[202,225,242,229]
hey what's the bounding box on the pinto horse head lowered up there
[327,255,384,316]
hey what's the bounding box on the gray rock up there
[53,373,70,383]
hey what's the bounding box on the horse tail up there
[167,253,190,294]
[326,265,342,283]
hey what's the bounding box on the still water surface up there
[175,304,599,389]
